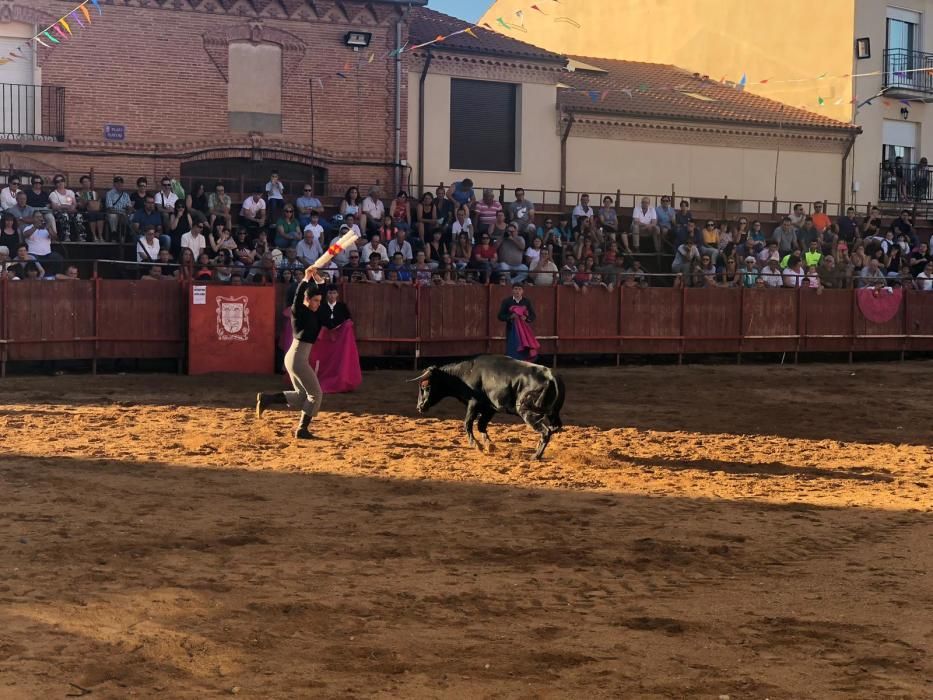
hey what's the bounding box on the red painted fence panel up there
[96,280,185,359]
[741,288,798,353]
[620,288,681,354]
[4,280,95,361]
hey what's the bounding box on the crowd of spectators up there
[1,172,931,292]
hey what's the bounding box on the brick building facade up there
[0,0,424,193]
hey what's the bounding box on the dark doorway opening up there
[179,158,327,202]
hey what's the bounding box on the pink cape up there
[511,304,540,359]
[280,309,362,393]
[857,287,903,324]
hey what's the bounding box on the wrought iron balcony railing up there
[883,48,933,95]
[0,83,65,142]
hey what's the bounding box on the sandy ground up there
[0,362,931,699]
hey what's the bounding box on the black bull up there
[410,355,566,459]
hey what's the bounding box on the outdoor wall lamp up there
[344,31,372,51]
[901,106,910,120]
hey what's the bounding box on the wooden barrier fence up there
[2,279,933,375]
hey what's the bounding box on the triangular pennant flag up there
[900,99,912,105]
[759,78,770,84]
[637,83,649,93]
[434,34,445,42]
[34,36,50,48]
[483,22,493,29]
[59,18,73,35]
[588,90,599,103]
[496,17,510,29]
[531,4,547,13]
[79,4,91,22]
[600,90,609,102]
[314,77,324,89]
[43,31,60,44]
[834,97,844,105]
[367,52,374,63]
[52,25,68,41]
[882,99,891,106]
[336,72,347,79]
[343,61,350,71]
[70,11,85,28]
[738,73,747,88]
[620,89,633,98]
[90,0,102,16]
[817,97,825,106]
[464,28,478,39]
[0,58,10,65]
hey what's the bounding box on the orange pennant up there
[79,4,91,22]
[435,34,445,42]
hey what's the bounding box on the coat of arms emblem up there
[216,296,250,341]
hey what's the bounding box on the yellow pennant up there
[60,18,73,35]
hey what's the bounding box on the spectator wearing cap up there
[475,189,502,236]
[572,193,594,231]
[760,255,784,288]
[655,196,676,250]
[362,187,386,236]
[104,177,133,241]
[738,256,759,287]
[508,187,536,236]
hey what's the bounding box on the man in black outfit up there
[497,282,537,361]
[320,286,352,329]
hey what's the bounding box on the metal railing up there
[883,48,933,95]
[878,161,932,203]
[0,83,65,142]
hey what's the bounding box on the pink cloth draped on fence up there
[511,304,540,359]
[280,308,362,393]
[857,287,903,324]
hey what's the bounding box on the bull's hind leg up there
[464,400,483,452]
[519,410,552,460]
[477,408,496,453]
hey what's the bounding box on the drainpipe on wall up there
[417,48,433,195]
[840,131,858,210]
[393,5,410,195]
[559,112,575,209]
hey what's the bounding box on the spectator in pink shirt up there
[474,189,502,236]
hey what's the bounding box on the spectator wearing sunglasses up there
[295,185,324,229]
[26,176,57,236]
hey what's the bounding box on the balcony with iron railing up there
[883,48,933,97]
[0,83,66,143]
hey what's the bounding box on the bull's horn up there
[406,369,432,383]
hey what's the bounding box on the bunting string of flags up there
[0,0,101,64]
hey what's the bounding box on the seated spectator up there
[811,202,831,234]
[772,217,799,257]
[818,223,839,256]
[157,248,178,279]
[21,212,63,273]
[140,264,167,282]
[130,177,151,211]
[76,175,105,243]
[559,253,578,286]
[194,252,214,280]
[7,244,44,279]
[818,255,844,289]
[387,228,413,262]
[185,182,210,226]
[378,215,398,243]
[132,196,169,249]
[451,231,472,270]
[470,232,497,283]
[674,200,693,238]
[153,176,179,235]
[529,248,558,286]
[488,209,508,245]
[803,239,823,268]
[892,210,917,248]
[340,187,362,222]
[0,212,20,253]
[849,242,867,276]
[525,235,544,270]
[0,245,15,278]
[697,254,718,287]
[181,221,207,260]
[55,264,80,281]
[49,176,79,242]
[717,222,734,255]
[737,256,759,287]
[757,240,779,267]
[26,176,56,237]
[386,251,412,282]
[447,179,476,212]
[475,189,502,235]
[279,247,304,277]
[240,188,267,237]
[0,175,21,210]
[837,206,858,244]
[572,193,594,231]
[626,259,648,288]
[391,191,411,233]
[295,184,324,229]
[859,258,887,288]
[655,196,676,249]
[908,243,931,276]
[425,229,449,268]
[303,211,325,246]
[234,232,257,268]
[719,254,738,286]
[274,205,301,250]
[760,256,783,288]
[412,250,433,286]
[747,220,767,253]
[136,225,162,264]
[8,190,35,233]
[343,213,363,238]
[208,183,232,231]
[104,176,133,241]
[169,200,193,257]
[366,252,385,283]
[210,225,237,256]
[797,217,819,251]
[497,223,529,284]
[574,256,596,287]
[415,191,440,240]
[296,227,324,267]
[247,252,276,285]
[916,261,933,291]
[452,205,475,243]
[789,203,806,229]
[265,171,286,224]
[361,187,385,235]
[699,219,721,263]
[885,244,904,279]
[342,250,368,283]
[597,197,618,234]
[862,206,882,239]
[177,247,196,280]
[508,187,536,236]
[361,233,389,263]
[672,238,700,281]
[630,197,660,253]
[803,265,821,289]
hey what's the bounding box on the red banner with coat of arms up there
[188,284,276,375]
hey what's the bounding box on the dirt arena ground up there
[1,363,931,699]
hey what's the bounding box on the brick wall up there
[2,0,411,189]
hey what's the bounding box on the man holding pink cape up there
[497,282,539,361]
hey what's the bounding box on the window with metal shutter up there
[449,79,517,172]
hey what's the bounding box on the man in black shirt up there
[321,286,352,329]
[25,176,56,236]
[130,177,152,211]
[837,206,858,243]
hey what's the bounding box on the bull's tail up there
[537,370,565,432]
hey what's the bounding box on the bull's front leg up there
[477,408,496,453]
[464,400,482,452]
[519,409,552,460]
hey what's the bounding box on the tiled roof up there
[408,7,565,64]
[560,55,858,133]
